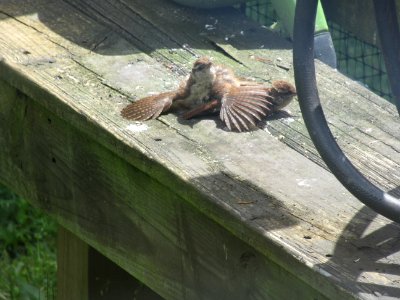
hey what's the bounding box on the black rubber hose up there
[373,0,400,115]
[293,0,400,223]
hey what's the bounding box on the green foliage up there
[0,185,57,300]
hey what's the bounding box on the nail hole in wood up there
[239,251,256,269]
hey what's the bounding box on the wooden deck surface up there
[0,0,399,299]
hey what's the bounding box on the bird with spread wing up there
[121,57,296,132]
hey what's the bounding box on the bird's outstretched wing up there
[220,87,272,132]
[121,92,175,121]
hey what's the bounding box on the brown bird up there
[121,57,296,132]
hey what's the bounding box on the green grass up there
[0,185,57,300]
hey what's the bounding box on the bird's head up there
[270,80,297,110]
[191,57,214,79]
[271,80,297,96]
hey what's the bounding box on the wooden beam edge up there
[0,58,362,299]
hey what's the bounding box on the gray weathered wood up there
[0,79,330,299]
[0,0,399,299]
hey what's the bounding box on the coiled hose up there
[293,0,400,223]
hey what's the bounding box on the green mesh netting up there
[240,1,393,102]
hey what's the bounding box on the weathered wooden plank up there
[0,80,329,299]
[2,0,398,196]
[134,0,400,193]
[0,0,399,299]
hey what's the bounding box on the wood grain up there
[0,80,327,299]
[0,0,399,299]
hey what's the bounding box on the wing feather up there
[228,100,263,130]
[233,105,261,122]
[239,98,271,108]
[220,103,232,131]
[220,87,273,131]
[239,99,271,112]
[226,105,247,132]
[121,92,174,121]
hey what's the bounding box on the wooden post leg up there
[57,226,164,300]
[57,226,89,300]
[88,248,164,299]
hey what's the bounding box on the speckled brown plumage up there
[121,57,297,132]
[120,92,175,121]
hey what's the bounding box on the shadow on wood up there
[0,1,400,299]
